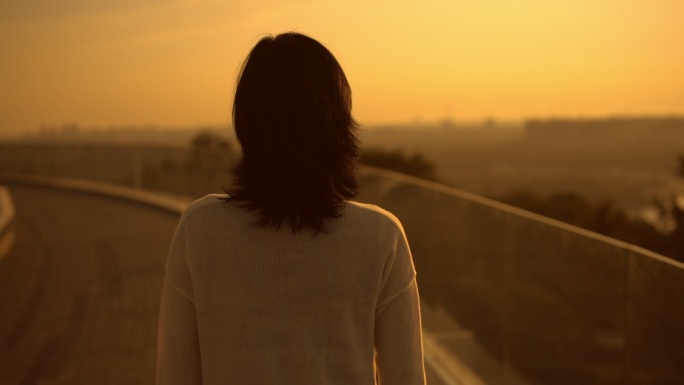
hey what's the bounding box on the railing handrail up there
[360,165,684,270]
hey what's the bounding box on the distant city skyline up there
[1,0,683,135]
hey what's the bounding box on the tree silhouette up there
[498,154,684,262]
[359,148,437,181]
[668,153,684,260]
[500,191,670,260]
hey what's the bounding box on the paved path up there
[0,185,449,385]
[0,185,178,385]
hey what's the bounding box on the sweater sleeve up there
[374,222,426,385]
[156,216,202,385]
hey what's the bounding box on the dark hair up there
[225,32,360,233]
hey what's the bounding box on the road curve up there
[0,185,179,385]
[0,184,450,385]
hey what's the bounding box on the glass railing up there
[358,167,684,385]
[1,142,683,384]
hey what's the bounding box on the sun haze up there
[1,0,683,135]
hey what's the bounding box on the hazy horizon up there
[7,112,684,141]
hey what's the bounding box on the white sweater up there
[156,195,426,385]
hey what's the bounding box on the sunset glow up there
[1,0,683,134]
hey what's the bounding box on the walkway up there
[0,185,178,385]
[0,185,450,385]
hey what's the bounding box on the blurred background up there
[1,1,683,384]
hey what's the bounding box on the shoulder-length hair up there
[225,32,360,233]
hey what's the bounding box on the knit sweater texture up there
[156,194,426,385]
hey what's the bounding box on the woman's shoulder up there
[180,193,232,221]
[344,201,404,231]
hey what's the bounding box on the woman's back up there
[158,195,423,384]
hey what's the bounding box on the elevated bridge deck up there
[0,185,456,385]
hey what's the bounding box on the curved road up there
[0,185,450,385]
[0,185,178,385]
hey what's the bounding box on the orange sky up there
[1,0,683,134]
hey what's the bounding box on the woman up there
[156,32,425,385]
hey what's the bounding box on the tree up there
[500,190,670,259]
[667,153,684,260]
[359,148,437,181]
[497,154,684,263]
[191,130,231,154]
